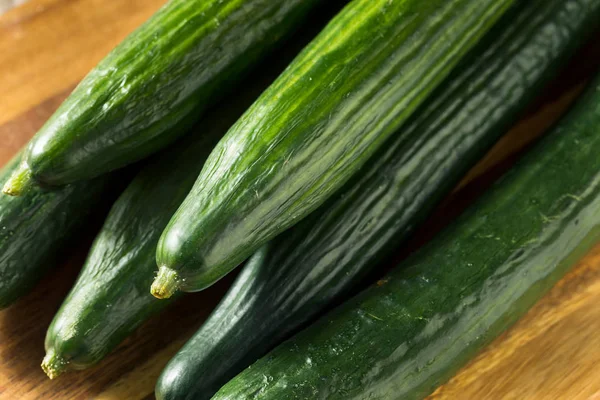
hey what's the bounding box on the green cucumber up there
[154,1,600,399]
[153,0,516,298]
[3,0,327,195]
[38,10,344,376]
[40,103,243,379]
[213,71,600,399]
[0,153,120,309]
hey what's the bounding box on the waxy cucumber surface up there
[39,6,346,376]
[154,0,600,398]
[154,0,516,297]
[41,99,253,379]
[214,73,600,399]
[4,0,324,193]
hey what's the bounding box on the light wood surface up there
[0,1,599,399]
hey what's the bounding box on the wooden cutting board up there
[1,1,599,399]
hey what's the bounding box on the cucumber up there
[3,0,327,195]
[40,101,245,379]
[0,153,121,309]
[213,71,600,399]
[153,0,516,298]
[154,1,600,399]
[38,9,344,376]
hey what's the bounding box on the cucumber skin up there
[0,153,118,309]
[213,73,600,399]
[41,60,304,373]
[156,0,516,293]
[23,0,323,186]
[42,112,234,372]
[42,1,349,374]
[154,1,600,399]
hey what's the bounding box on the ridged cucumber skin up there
[17,0,324,187]
[0,153,118,309]
[41,2,348,377]
[42,112,238,375]
[40,51,309,375]
[213,73,600,399]
[156,0,516,294]
[154,1,600,399]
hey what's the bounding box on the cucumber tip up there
[3,163,33,196]
[151,266,179,299]
[41,350,67,379]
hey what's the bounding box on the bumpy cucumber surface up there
[0,153,118,309]
[37,13,340,376]
[213,72,600,399]
[154,1,600,399]
[3,0,325,194]
[41,105,246,379]
[153,0,516,297]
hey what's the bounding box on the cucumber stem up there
[41,350,67,379]
[3,161,33,196]
[151,266,180,299]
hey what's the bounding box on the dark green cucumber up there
[3,0,327,195]
[40,106,241,379]
[154,1,600,399]
[153,0,516,297]
[0,152,121,309]
[213,72,600,399]
[37,13,342,375]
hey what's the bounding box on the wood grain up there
[0,1,599,399]
[430,248,600,400]
[0,0,166,128]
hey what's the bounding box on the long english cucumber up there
[152,0,517,297]
[214,71,600,399]
[3,0,327,195]
[154,1,600,399]
[40,93,258,379]
[38,6,347,377]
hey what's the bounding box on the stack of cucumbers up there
[1,0,599,398]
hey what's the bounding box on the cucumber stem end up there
[151,266,179,299]
[3,162,33,196]
[41,350,67,379]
